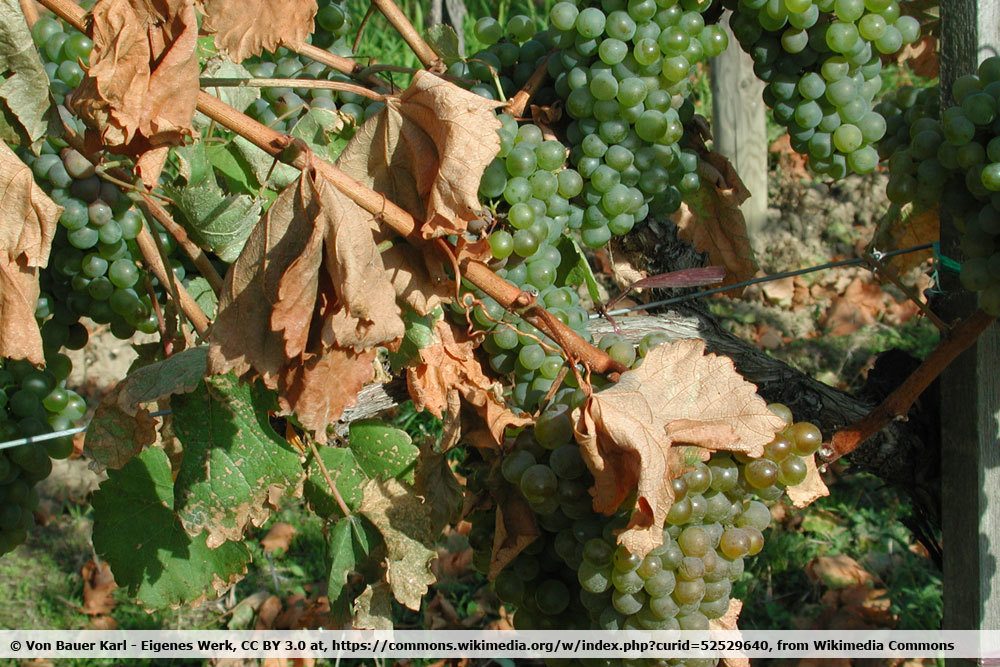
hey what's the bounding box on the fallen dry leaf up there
[572,339,784,557]
[807,554,875,589]
[673,152,758,294]
[70,0,199,187]
[201,0,316,61]
[261,522,296,554]
[337,71,502,239]
[407,320,531,445]
[787,454,830,508]
[81,559,117,616]
[822,276,883,335]
[0,142,61,364]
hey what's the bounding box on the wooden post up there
[710,13,768,235]
[939,0,1000,634]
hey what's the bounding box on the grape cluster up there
[463,117,592,413]
[545,0,726,235]
[25,142,172,342]
[727,0,920,178]
[878,58,1000,315]
[244,51,379,135]
[472,332,825,650]
[30,15,93,105]
[0,358,87,555]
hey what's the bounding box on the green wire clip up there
[933,242,962,274]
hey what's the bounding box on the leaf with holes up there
[91,447,250,610]
[171,375,304,548]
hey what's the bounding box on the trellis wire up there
[593,242,937,318]
[0,243,939,453]
[0,409,171,452]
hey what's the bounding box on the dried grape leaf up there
[786,453,830,508]
[201,0,317,62]
[0,142,60,363]
[70,0,199,187]
[407,320,531,445]
[337,71,502,238]
[673,152,757,294]
[0,0,54,149]
[572,339,784,557]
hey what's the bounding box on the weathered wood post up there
[939,0,1000,634]
[710,13,768,235]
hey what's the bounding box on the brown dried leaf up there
[210,174,323,377]
[380,242,452,316]
[337,71,502,238]
[808,554,874,589]
[317,182,403,350]
[872,206,938,274]
[85,385,158,470]
[896,35,939,78]
[572,339,784,557]
[786,453,830,508]
[709,600,749,667]
[407,321,531,444]
[81,559,117,616]
[201,0,317,62]
[0,143,60,364]
[277,348,376,439]
[210,170,400,440]
[673,152,757,294]
[489,485,539,581]
[70,0,198,187]
[261,522,296,554]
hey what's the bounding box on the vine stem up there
[825,309,996,463]
[137,193,225,295]
[307,440,352,518]
[134,225,210,335]
[505,55,551,118]
[36,0,626,376]
[199,77,387,102]
[371,0,441,69]
[18,0,38,27]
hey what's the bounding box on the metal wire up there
[0,243,936,453]
[0,409,171,452]
[592,242,937,319]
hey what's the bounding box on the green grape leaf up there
[426,24,463,65]
[358,479,436,610]
[187,277,218,319]
[205,142,258,194]
[91,446,251,610]
[290,107,349,161]
[353,582,393,630]
[414,442,463,534]
[117,346,208,409]
[303,446,367,518]
[173,142,212,186]
[348,419,419,483]
[556,235,601,304]
[230,135,299,189]
[326,515,379,620]
[165,178,261,262]
[200,58,259,115]
[0,0,54,150]
[171,374,304,547]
